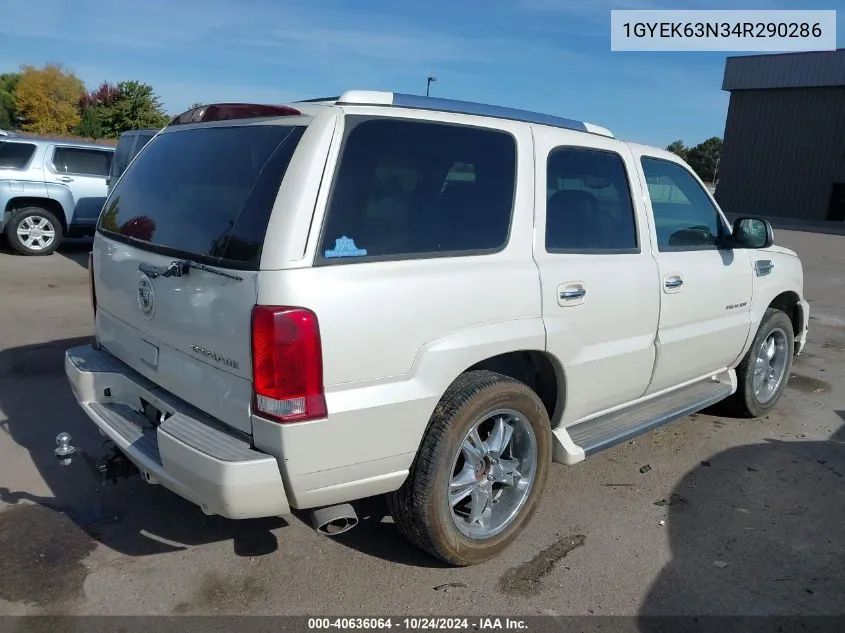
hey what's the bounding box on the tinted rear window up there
[0,141,36,169]
[98,124,305,268]
[317,117,516,264]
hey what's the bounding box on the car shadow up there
[0,336,445,569]
[0,336,287,561]
[638,412,845,621]
[56,238,94,268]
[0,235,91,268]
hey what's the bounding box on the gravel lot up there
[0,231,843,617]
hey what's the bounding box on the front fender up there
[734,249,806,363]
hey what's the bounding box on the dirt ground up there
[0,231,842,617]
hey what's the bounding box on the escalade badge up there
[137,273,156,319]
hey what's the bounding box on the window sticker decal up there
[324,236,368,258]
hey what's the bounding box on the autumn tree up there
[13,63,85,134]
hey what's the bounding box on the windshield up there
[98,124,305,268]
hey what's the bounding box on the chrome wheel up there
[753,327,789,404]
[449,408,537,540]
[16,215,56,252]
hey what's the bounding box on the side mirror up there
[732,217,773,249]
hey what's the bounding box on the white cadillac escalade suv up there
[63,92,809,566]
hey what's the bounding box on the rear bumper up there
[65,344,289,519]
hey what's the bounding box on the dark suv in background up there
[107,128,158,195]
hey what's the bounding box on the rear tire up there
[725,308,794,418]
[387,370,551,566]
[6,207,63,256]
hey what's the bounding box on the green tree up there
[685,137,722,183]
[0,72,21,129]
[75,106,105,139]
[100,80,169,136]
[13,63,85,134]
[665,140,687,161]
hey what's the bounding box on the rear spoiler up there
[168,103,302,126]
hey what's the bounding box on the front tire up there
[6,207,63,256]
[727,308,794,418]
[387,370,551,566]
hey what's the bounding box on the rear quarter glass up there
[98,124,306,269]
[316,116,517,265]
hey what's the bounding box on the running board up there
[553,374,735,464]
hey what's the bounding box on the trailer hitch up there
[53,432,140,485]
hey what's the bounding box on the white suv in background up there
[64,93,808,566]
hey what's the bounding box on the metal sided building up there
[716,49,845,223]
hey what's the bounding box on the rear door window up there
[317,117,516,264]
[54,147,113,177]
[98,124,306,268]
[0,141,36,169]
[545,147,638,252]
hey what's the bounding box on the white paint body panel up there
[75,99,809,517]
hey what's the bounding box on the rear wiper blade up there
[138,259,243,281]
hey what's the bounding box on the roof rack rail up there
[168,102,302,125]
[334,91,614,138]
[295,96,341,103]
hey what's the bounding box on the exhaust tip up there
[311,503,359,536]
[316,516,359,536]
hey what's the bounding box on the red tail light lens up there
[251,306,327,423]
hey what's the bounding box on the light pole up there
[426,76,436,97]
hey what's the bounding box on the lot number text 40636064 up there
[307,618,529,630]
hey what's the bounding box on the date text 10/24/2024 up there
[308,618,529,630]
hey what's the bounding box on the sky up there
[1,0,842,148]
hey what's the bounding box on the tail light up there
[251,306,327,423]
[88,251,97,318]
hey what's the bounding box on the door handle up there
[560,288,587,299]
[664,277,684,289]
[57,176,74,183]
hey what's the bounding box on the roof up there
[333,91,615,138]
[166,91,614,138]
[723,49,845,91]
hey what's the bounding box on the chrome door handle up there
[57,176,74,183]
[560,288,587,299]
[665,277,683,289]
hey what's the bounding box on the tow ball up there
[54,432,76,466]
[53,432,140,484]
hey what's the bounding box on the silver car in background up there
[0,137,114,255]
